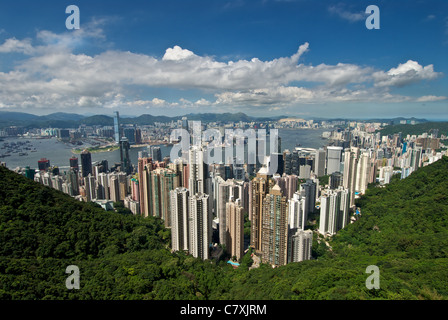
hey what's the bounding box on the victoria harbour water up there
[1,128,328,171]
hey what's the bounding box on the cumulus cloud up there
[373,60,441,87]
[0,24,444,113]
[0,38,34,55]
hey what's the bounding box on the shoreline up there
[71,145,120,154]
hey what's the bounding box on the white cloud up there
[328,5,365,22]
[0,38,34,55]
[0,25,444,113]
[416,95,447,102]
[373,60,442,87]
[162,46,195,61]
[214,85,413,108]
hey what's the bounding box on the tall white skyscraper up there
[288,229,313,263]
[188,146,208,195]
[97,172,109,200]
[288,192,307,231]
[188,193,211,260]
[343,147,359,208]
[84,174,96,202]
[319,187,350,236]
[355,150,371,194]
[170,187,190,252]
[326,146,343,175]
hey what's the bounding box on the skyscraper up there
[119,137,131,174]
[326,146,343,175]
[288,229,313,263]
[80,150,92,178]
[84,174,96,202]
[261,184,289,267]
[114,111,121,143]
[66,169,79,195]
[123,127,136,144]
[355,150,372,194]
[135,128,142,145]
[69,156,79,173]
[283,150,292,175]
[249,170,273,253]
[225,198,244,261]
[273,174,298,200]
[170,187,190,253]
[38,158,50,172]
[138,157,152,216]
[329,171,343,189]
[188,146,209,195]
[188,193,211,260]
[109,174,120,202]
[343,147,359,208]
[147,167,179,226]
[314,148,326,177]
[300,179,317,219]
[215,177,230,246]
[97,172,109,200]
[319,187,350,236]
[288,192,307,231]
[151,146,162,162]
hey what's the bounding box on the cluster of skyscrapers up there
[21,114,447,268]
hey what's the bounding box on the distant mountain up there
[0,111,41,121]
[79,115,114,126]
[310,117,428,124]
[121,114,177,125]
[182,112,285,123]
[43,112,86,122]
[1,111,429,130]
[367,117,428,125]
[0,111,278,129]
[377,121,448,137]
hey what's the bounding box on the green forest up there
[1,157,448,300]
[377,121,448,137]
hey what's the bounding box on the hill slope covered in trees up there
[0,158,448,300]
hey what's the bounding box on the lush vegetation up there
[377,122,448,137]
[318,175,330,186]
[1,157,448,300]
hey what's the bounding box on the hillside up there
[377,121,448,137]
[1,158,448,300]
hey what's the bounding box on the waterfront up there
[1,128,328,171]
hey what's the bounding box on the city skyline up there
[0,0,447,119]
[1,0,448,304]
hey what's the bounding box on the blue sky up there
[0,0,447,119]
